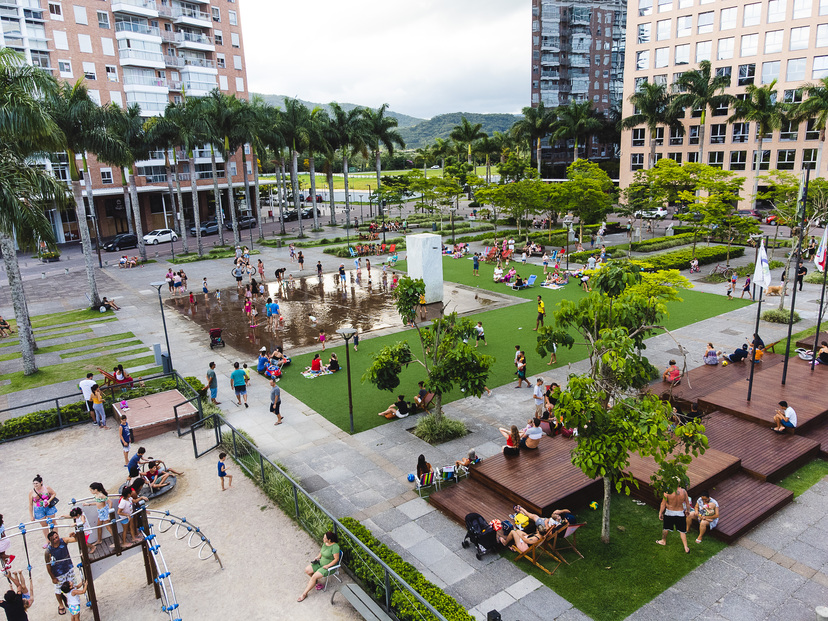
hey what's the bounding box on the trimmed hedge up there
[636,245,745,271]
[762,308,801,324]
[0,375,201,442]
[339,517,475,621]
[569,246,629,263]
[631,233,695,252]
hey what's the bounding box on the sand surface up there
[0,425,359,621]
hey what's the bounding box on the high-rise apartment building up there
[0,0,250,242]
[531,0,627,166]
[620,0,828,202]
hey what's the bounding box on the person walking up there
[297,251,305,271]
[656,484,691,553]
[796,262,807,291]
[740,275,752,299]
[534,295,545,331]
[472,253,479,277]
[203,361,220,405]
[474,321,487,347]
[90,384,108,429]
[218,452,233,490]
[230,362,248,408]
[79,372,96,421]
[270,378,282,425]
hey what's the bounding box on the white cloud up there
[240,0,530,119]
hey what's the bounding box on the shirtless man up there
[519,418,544,450]
[656,484,691,553]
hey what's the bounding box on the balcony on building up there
[179,74,217,96]
[164,54,216,70]
[119,48,166,69]
[111,0,159,19]
[173,30,214,51]
[172,6,211,28]
[115,20,162,42]
[123,73,169,90]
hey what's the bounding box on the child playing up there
[474,321,487,347]
[188,292,196,307]
[242,363,251,385]
[202,278,209,297]
[3,570,33,613]
[218,453,233,490]
[318,330,326,351]
[0,513,14,571]
[60,579,87,621]
[215,289,221,302]
[63,507,92,553]
[353,329,359,352]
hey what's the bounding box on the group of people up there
[117,255,140,269]
[657,485,721,552]
[164,268,189,295]
[377,380,434,419]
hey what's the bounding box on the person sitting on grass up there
[0,316,12,337]
[325,353,340,372]
[377,395,411,419]
[306,354,322,374]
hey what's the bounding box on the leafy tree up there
[536,262,705,543]
[559,161,613,233]
[793,77,828,173]
[362,277,495,426]
[511,102,556,175]
[672,60,732,162]
[363,103,405,191]
[496,152,532,183]
[552,100,604,161]
[622,82,684,169]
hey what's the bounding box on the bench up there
[416,392,435,412]
[332,584,393,621]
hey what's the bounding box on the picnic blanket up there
[301,368,336,379]
[540,283,566,290]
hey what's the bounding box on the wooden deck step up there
[800,420,828,458]
[706,473,793,544]
[703,411,820,481]
[429,479,521,526]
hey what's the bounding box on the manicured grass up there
[30,308,117,329]
[59,340,144,360]
[0,332,137,361]
[501,493,726,621]
[778,459,828,497]
[278,256,751,433]
[0,353,155,396]
[260,167,487,192]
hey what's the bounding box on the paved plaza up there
[1,223,826,620]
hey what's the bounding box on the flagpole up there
[810,226,828,371]
[747,236,770,402]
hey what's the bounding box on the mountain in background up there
[250,94,522,149]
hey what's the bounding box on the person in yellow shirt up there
[535,295,545,331]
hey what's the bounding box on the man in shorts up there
[270,378,282,425]
[79,372,96,420]
[230,362,248,408]
[45,530,77,617]
[534,296,545,331]
[532,378,545,417]
[204,361,219,405]
[656,484,691,553]
[232,265,244,288]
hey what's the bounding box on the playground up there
[0,425,359,621]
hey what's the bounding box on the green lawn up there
[778,459,828,497]
[60,340,144,360]
[0,332,137,361]
[277,256,752,433]
[502,493,726,621]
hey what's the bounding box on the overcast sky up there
[240,0,530,120]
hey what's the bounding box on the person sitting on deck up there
[818,341,828,365]
[499,425,520,456]
[685,491,719,543]
[519,418,544,450]
[726,344,749,363]
[703,343,719,365]
[454,449,481,470]
[662,360,681,385]
[513,505,572,535]
[772,400,797,433]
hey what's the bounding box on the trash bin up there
[276,239,282,248]
[161,353,172,374]
[432,223,437,231]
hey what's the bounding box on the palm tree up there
[432,137,450,176]
[206,89,244,246]
[450,117,487,167]
[474,135,501,184]
[0,49,68,375]
[247,97,276,240]
[278,98,310,237]
[490,131,515,165]
[233,99,259,241]
[552,100,604,162]
[328,103,368,225]
[622,82,684,169]
[109,104,150,261]
[264,119,289,234]
[793,77,828,174]
[414,144,435,175]
[47,80,125,307]
[512,102,556,175]
[672,60,732,162]
[363,103,405,190]
[729,80,786,210]
[306,106,332,230]
[144,112,187,253]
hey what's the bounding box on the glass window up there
[655,47,669,67]
[638,23,651,43]
[97,11,109,29]
[654,127,665,146]
[632,128,646,146]
[212,7,220,21]
[58,59,71,77]
[807,118,821,139]
[710,124,727,144]
[787,58,807,81]
[738,63,756,85]
[818,24,828,47]
[82,61,96,80]
[720,7,737,29]
[696,40,712,63]
[822,0,828,14]
[768,0,787,22]
[741,34,758,57]
[101,169,113,184]
[105,65,117,82]
[732,123,750,142]
[631,153,645,170]
[783,89,803,103]
[678,0,692,7]
[790,26,810,50]
[636,50,650,70]
[639,0,653,16]
[730,151,747,170]
[780,120,798,140]
[214,30,223,45]
[686,152,700,163]
[764,30,783,54]
[814,55,828,78]
[689,125,700,144]
[718,37,734,60]
[228,10,237,25]
[743,2,761,26]
[716,66,733,81]
[670,127,684,145]
[752,150,770,170]
[658,0,673,12]
[708,152,724,168]
[634,76,648,92]
[668,152,684,163]
[713,100,729,116]
[657,19,671,40]
[762,61,780,83]
[793,0,812,18]
[697,11,714,33]
[803,148,818,168]
[216,53,225,68]
[49,2,62,20]
[777,149,796,169]
[676,16,691,36]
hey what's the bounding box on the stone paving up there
[0,224,826,620]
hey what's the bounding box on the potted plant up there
[39,250,61,263]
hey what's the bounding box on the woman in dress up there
[29,474,58,540]
[297,531,341,601]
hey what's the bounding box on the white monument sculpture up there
[406,233,444,304]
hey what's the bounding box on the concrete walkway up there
[0,226,826,620]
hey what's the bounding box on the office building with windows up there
[621,0,828,201]
[531,0,627,167]
[0,0,250,242]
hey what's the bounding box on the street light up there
[563,218,573,271]
[336,327,357,433]
[150,281,173,373]
[345,202,351,247]
[450,206,457,245]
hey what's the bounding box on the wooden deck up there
[699,362,828,432]
[704,473,793,543]
[795,331,828,350]
[802,422,828,458]
[428,479,527,526]
[625,448,741,505]
[703,411,820,481]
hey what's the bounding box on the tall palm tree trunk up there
[209,145,226,247]
[173,153,189,254]
[536,137,542,176]
[226,146,240,246]
[327,167,336,226]
[127,165,146,261]
[573,139,579,162]
[252,146,264,241]
[343,152,351,225]
[0,232,37,375]
[649,131,657,169]
[240,146,254,241]
[752,135,764,210]
[82,156,107,262]
[120,176,133,235]
[226,186,236,245]
[309,154,319,230]
[698,111,706,162]
[70,177,100,307]
[817,130,826,176]
[164,153,180,238]
[375,150,382,190]
[189,154,204,256]
[290,148,302,236]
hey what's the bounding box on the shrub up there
[468,201,480,208]
[805,270,827,284]
[636,245,745,271]
[734,261,785,277]
[221,428,258,457]
[630,233,695,252]
[568,246,629,263]
[339,517,475,621]
[762,309,801,324]
[412,413,467,444]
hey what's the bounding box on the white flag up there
[753,241,772,290]
[814,226,828,273]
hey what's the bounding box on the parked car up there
[103,233,138,252]
[430,165,440,169]
[634,207,669,219]
[224,216,257,230]
[190,220,220,236]
[301,206,321,219]
[143,229,178,245]
[737,209,763,220]
[305,194,323,203]
[282,209,298,222]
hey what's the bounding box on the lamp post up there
[336,327,357,433]
[450,206,457,245]
[150,281,173,373]
[345,203,351,247]
[358,194,363,225]
[563,218,573,271]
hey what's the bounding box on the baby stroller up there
[462,512,499,560]
[209,328,225,349]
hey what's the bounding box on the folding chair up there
[322,549,344,591]
[547,522,586,565]
[513,525,563,576]
[348,247,357,257]
[388,244,396,254]
[414,470,440,497]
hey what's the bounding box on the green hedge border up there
[635,245,745,271]
[630,233,695,252]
